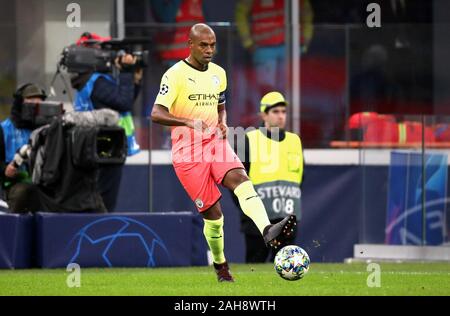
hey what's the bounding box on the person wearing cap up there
[0,84,46,213]
[70,32,142,212]
[233,91,305,263]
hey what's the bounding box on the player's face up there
[189,32,216,65]
[263,106,287,129]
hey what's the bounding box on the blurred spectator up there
[0,84,45,213]
[350,44,392,114]
[152,0,205,67]
[151,0,206,149]
[349,0,432,115]
[235,0,314,119]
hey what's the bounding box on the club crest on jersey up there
[212,75,220,86]
[195,199,204,209]
[159,84,169,95]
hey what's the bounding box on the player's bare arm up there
[217,103,228,139]
[151,103,208,131]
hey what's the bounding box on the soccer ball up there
[274,245,310,281]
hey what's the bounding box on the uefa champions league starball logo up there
[67,217,171,267]
[159,84,169,95]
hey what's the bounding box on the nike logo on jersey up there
[188,78,196,84]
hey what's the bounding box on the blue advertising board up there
[0,214,34,269]
[386,151,447,245]
[36,212,194,268]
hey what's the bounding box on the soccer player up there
[151,23,296,282]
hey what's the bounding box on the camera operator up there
[0,84,45,213]
[70,32,142,212]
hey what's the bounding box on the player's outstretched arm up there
[151,104,208,131]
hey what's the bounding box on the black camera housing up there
[60,44,149,73]
[60,45,113,73]
[21,101,64,128]
[69,125,127,169]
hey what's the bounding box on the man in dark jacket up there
[70,32,143,212]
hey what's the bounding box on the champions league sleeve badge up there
[159,84,169,95]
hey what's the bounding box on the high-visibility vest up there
[0,118,32,188]
[250,0,285,47]
[247,129,304,220]
[156,0,205,61]
[250,0,312,47]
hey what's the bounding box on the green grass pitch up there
[0,262,449,296]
